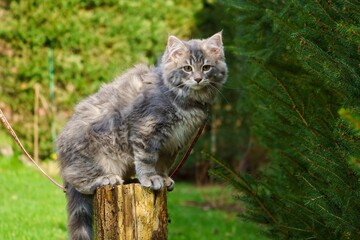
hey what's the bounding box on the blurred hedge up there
[0,0,204,158]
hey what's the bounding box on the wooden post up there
[33,83,40,163]
[94,183,168,240]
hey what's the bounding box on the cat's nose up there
[194,77,202,83]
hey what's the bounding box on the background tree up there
[210,0,360,239]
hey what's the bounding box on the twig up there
[170,121,207,178]
[0,107,66,191]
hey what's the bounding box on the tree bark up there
[93,183,168,240]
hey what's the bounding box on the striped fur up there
[57,32,227,240]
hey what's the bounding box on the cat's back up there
[109,64,159,106]
[57,64,159,147]
[73,64,158,120]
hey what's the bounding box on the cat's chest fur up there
[163,105,207,153]
[127,76,208,155]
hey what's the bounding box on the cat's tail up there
[66,184,93,240]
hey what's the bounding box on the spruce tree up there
[210,1,360,239]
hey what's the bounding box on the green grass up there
[0,156,67,240]
[167,184,269,240]
[0,156,269,240]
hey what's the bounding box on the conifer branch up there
[316,204,345,222]
[206,153,279,226]
[252,82,292,109]
[296,37,359,84]
[301,176,319,192]
[300,152,352,189]
[252,57,310,127]
[283,198,316,217]
[265,7,296,34]
[278,225,313,233]
[273,199,315,234]
[315,0,336,23]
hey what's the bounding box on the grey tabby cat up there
[57,32,227,240]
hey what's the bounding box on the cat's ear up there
[203,32,224,56]
[166,35,188,60]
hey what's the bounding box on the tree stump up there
[93,183,168,240]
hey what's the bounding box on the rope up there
[0,108,66,191]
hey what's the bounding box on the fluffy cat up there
[57,32,227,240]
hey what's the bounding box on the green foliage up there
[339,108,360,134]
[210,1,360,239]
[0,0,203,158]
[338,108,360,172]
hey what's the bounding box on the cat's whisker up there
[163,82,188,96]
[208,83,229,103]
[172,91,181,104]
[221,84,242,90]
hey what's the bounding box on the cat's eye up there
[202,65,212,72]
[183,65,193,72]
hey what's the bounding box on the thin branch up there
[253,58,310,127]
[207,153,279,226]
[0,108,66,192]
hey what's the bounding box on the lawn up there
[0,155,269,240]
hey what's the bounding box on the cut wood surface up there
[94,183,168,240]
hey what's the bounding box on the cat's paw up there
[98,174,124,187]
[139,174,164,190]
[164,176,175,191]
[79,174,124,194]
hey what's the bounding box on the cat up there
[57,32,227,240]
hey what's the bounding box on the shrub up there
[0,0,203,158]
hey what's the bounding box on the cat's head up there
[161,32,227,104]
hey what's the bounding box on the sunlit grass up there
[0,156,67,240]
[168,183,269,240]
[0,156,269,240]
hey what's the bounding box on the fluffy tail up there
[66,184,93,240]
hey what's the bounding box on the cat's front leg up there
[135,160,175,191]
[130,115,172,190]
[132,137,166,190]
[135,159,164,190]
